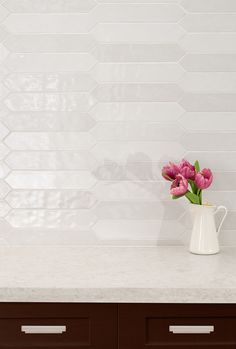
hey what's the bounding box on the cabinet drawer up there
[119,304,236,349]
[0,303,117,349]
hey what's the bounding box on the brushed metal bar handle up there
[169,326,214,334]
[21,326,66,334]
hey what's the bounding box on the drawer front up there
[119,304,236,349]
[0,303,117,349]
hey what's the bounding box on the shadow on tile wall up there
[0,0,235,245]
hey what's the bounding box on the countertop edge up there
[0,287,236,303]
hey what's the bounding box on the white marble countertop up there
[0,245,236,303]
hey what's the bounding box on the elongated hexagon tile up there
[0,179,10,198]
[2,112,96,132]
[92,83,183,102]
[180,93,236,112]
[93,63,184,83]
[0,161,10,178]
[180,34,236,54]
[91,102,184,122]
[93,219,184,242]
[4,73,96,92]
[186,152,236,171]
[180,54,236,72]
[4,132,95,150]
[5,209,97,229]
[2,0,97,13]
[92,44,185,63]
[180,112,236,131]
[93,4,184,23]
[0,44,9,63]
[94,201,185,220]
[5,171,97,189]
[4,34,96,53]
[181,132,236,151]
[4,93,95,112]
[93,23,185,43]
[180,73,236,93]
[181,0,236,13]
[0,200,10,217]
[5,53,96,72]
[6,151,97,170]
[92,160,163,181]
[0,143,9,160]
[4,14,94,34]
[6,190,97,209]
[93,181,169,202]
[92,122,183,141]
[181,14,236,32]
[92,141,185,163]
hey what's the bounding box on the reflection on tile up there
[2,112,95,131]
[91,102,184,122]
[93,44,184,62]
[4,93,94,112]
[5,209,97,229]
[5,132,95,150]
[3,0,97,13]
[92,142,185,163]
[6,190,96,209]
[6,171,96,189]
[93,181,169,201]
[4,73,96,92]
[93,83,182,102]
[92,161,163,181]
[6,151,97,170]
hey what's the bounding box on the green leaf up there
[185,191,200,205]
[172,195,180,200]
[189,179,198,195]
[194,160,200,173]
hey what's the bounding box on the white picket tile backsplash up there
[0,0,235,246]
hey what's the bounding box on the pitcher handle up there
[213,205,228,235]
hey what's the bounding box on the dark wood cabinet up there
[0,303,235,349]
[0,303,117,349]
[119,304,236,349]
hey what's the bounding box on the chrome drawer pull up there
[169,326,214,334]
[21,326,66,334]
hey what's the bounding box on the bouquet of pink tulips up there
[162,159,213,205]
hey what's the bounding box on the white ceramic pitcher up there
[189,204,228,255]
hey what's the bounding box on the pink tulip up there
[162,162,180,181]
[170,174,188,196]
[195,168,213,189]
[179,159,196,180]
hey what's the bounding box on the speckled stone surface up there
[0,246,235,303]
